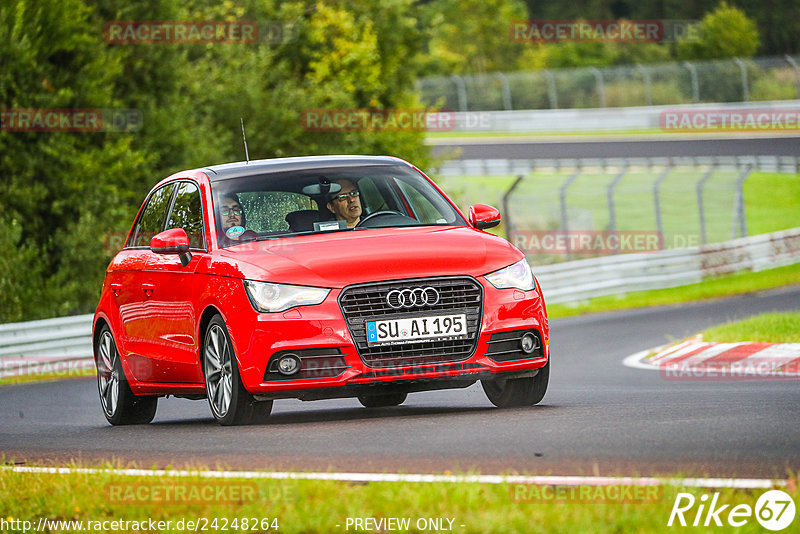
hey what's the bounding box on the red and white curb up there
[623,338,800,379]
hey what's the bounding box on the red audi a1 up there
[93,155,549,425]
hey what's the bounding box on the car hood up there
[209,226,523,288]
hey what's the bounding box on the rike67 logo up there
[668,490,795,530]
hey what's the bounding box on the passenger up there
[219,194,256,241]
[326,179,362,228]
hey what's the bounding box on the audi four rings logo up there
[386,287,440,308]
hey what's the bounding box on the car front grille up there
[339,277,483,368]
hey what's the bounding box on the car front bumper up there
[231,278,549,398]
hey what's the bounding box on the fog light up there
[277,354,301,376]
[520,332,538,354]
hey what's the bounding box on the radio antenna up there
[240,118,250,163]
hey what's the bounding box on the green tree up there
[677,2,760,60]
[0,0,150,320]
[419,0,528,75]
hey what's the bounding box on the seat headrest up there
[285,210,320,232]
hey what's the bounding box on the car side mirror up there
[469,204,501,230]
[151,228,192,266]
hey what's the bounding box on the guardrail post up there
[652,165,673,249]
[607,164,629,253]
[696,166,716,245]
[559,168,583,260]
[589,67,607,107]
[785,55,800,99]
[494,72,512,111]
[682,61,700,103]
[636,64,653,106]
[450,74,468,112]
[732,165,753,239]
[733,57,750,102]
[543,70,558,109]
[502,175,525,248]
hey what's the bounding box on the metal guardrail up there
[0,314,94,377]
[424,100,800,133]
[535,227,800,304]
[418,55,800,112]
[434,156,800,177]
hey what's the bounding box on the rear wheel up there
[357,392,408,408]
[95,326,158,425]
[481,362,549,408]
[203,315,272,425]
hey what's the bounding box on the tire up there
[481,362,549,408]
[95,325,158,425]
[202,315,272,425]
[357,392,408,408]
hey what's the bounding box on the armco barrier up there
[0,314,94,377]
[424,100,800,133]
[0,228,798,371]
[534,227,800,304]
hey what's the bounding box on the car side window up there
[395,179,451,223]
[131,183,177,247]
[166,181,204,249]
[356,177,388,214]
[238,191,316,232]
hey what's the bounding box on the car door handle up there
[142,283,156,296]
[110,283,122,297]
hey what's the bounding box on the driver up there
[326,179,362,228]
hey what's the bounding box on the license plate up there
[366,314,467,346]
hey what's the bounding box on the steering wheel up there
[356,210,405,227]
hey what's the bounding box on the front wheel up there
[95,326,158,425]
[203,315,272,425]
[481,362,549,408]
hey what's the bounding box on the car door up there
[118,182,177,382]
[142,180,206,384]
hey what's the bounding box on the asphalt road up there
[2,285,799,478]
[430,134,800,160]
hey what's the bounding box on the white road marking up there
[0,465,785,489]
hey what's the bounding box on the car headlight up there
[484,259,535,291]
[243,280,330,313]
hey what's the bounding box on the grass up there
[429,169,800,319]
[702,312,800,343]
[547,263,800,319]
[434,171,800,249]
[0,464,796,533]
[744,172,800,235]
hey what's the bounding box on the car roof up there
[197,155,412,182]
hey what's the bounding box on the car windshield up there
[211,164,466,247]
